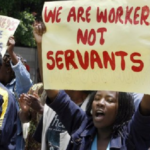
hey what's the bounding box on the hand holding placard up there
[42,0,150,94]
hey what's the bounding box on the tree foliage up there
[0,0,45,47]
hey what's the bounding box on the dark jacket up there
[0,83,17,150]
[46,90,150,150]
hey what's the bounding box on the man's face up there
[0,63,10,84]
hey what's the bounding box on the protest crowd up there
[0,1,150,150]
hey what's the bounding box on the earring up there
[90,110,93,115]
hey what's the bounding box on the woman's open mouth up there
[94,110,105,121]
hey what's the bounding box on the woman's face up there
[92,91,118,129]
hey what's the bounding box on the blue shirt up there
[0,83,17,150]
[91,135,110,150]
[6,60,33,150]
[7,60,33,100]
[91,135,97,150]
[47,90,150,150]
[6,60,33,133]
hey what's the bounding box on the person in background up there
[0,52,17,150]
[0,36,33,150]
[41,90,93,150]
[19,85,93,150]
[19,83,46,150]
[0,36,33,99]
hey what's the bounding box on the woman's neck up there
[97,127,112,140]
[96,127,112,150]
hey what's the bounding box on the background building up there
[15,47,38,83]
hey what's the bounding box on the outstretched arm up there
[33,22,59,101]
[7,36,18,65]
[7,36,33,98]
[32,23,86,134]
[46,90,87,135]
[127,94,150,149]
[33,22,46,82]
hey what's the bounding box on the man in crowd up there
[0,36,33,150]
[0,52,17,150]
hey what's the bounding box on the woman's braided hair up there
[112,92,135,137]
[86,91,135,137]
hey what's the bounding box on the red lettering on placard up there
[134,7,140,25]
[67,6,91,23]
[140,6,150,26]
[9,21,17,31]
[77,28,96,46]
[103,51,115,70]
[47,51,55,70]
[97,28,107,45]
[77,7,85,22]
[77,28,107,46]
[88,29,96,46]
[130,53,144,72]
[56,7,62,23]
[46,50,144,73]
[125,6,133,24]
[5,19,11,29]
[76,50,89,69]
[86,6,91,23]
[56,51,64,69]
[97,8,107,23]
[108,8,115,23]
[115,6,123,24]
[44,6,62,23]
[44,7,56,23]
[65,50,78,70]
[91,50,103,69]
[1,18,6,28]
[67,7,76,22]
[77,28,88,45]
[115,51,128,70]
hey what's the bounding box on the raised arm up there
[33,22,45,82]
[46,90,87,135]
[6,37,33,98]
[127,94,150,149]
[33,23,86,134]
[33,22,59,100]
[139,94,150,116]
[7,36,18,65]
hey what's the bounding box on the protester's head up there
[86,90,134,137]
[0,53,24,85]
[65,90,92,105]
[0,53,15,85]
